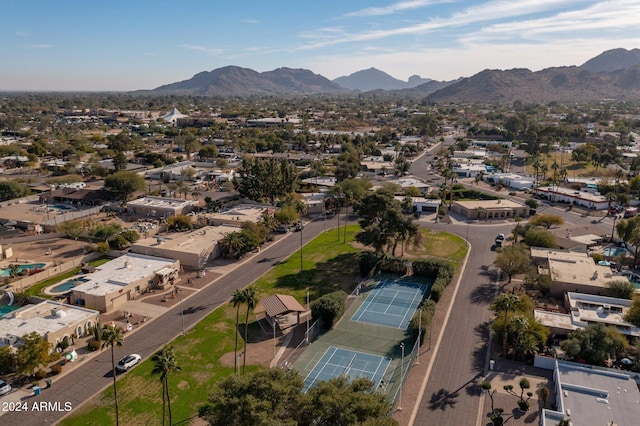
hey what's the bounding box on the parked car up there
[116,354,141,372]
[0,380,12,396]
[274,225,289,233]
[293,223,304,232]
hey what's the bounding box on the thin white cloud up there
[144,52,159,57]
[181,44,224,55]
[297,0,586,50]
[344,0,444,17]
[15,31,29,37]
[240,19,260,24]
[463,1,640,44]
[23,44,51,49]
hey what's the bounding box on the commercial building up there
[70,253,179,313]
[205,204,271,227]
[451,199,529,220]
[130,225,238,268]
[535,186,609,210]
[0,300,99,350]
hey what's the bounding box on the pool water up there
[603,247,627,257]
[0,263,46,277]
[53,204,73,210]
[50,277,90,293]
[0,305,20,318]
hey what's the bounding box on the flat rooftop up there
[454,199,524,209]
[544,361,640,426]
[0,300,98,341]
[531,247,590,262]
[549,257,620,288]
[132,225,238,254]
[127,196,196,209]
[73,253,177,296]
[205,204,270,224]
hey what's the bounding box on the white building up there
[535,292,640,337]
[484,172,535,190]
[70,253,179,312]
[535,186,609,210]
[127,196,198,217]
[0,300,99,350]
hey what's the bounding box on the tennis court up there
[302,346,391,392]
[351,278,426,329]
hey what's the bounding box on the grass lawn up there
[60,225,467,426]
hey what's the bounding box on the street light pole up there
[179,294,185,336]
[416,308,422,365]
[306,289,310,344]
[611,214,618,243]
[398,343,405,411]
[300,222,303,271]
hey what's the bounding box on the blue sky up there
[2,0,640,91]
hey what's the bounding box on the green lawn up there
[60,225,467,426]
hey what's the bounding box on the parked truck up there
[624,207,638,218]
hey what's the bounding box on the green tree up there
[560,323,627,365]
[219,231,245,259]
[199,368,304,426]
[494,244,530,282]
[353,188,405,254]
[238,157,298,204]
[615,216,640,243]
[624,296,640,328]
[89,223,122,241]
[242,286,258,374]
[15,332,51,376]
[311,291,347,329]
[0,345,16,374]
[299,376,394,425]
[104,171,145,202]
[0,180,31,201]
[491,293,521,356]
[528,214,564,229]
[151,345,181,426]
[57,220,84,240]
[522,228,557,248]
[101,324,125,426]
[607,280,636,299]
[231,289,245,374]
[166,214,192,231]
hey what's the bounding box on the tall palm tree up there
[151,346,181,426]
[231,289,245,374]
[491,293,520,356]
[242,286,258,374]
[101,325,124,426]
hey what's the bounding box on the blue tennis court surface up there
[351,279,426,329]
[303,347,390,392]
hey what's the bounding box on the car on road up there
[293,223,304,232]
[0,379,12,396]
[116,354,141,372]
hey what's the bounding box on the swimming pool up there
[0,305,19,318]
[52,204,73,211]
[0,263,46,277]
[603,247,627,257]
[50,276,90,293]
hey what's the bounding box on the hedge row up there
[412,258,454,303]
[377,257,408,275]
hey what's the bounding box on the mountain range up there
[143,48,640,103]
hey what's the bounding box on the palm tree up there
[231,289,245,374]
[101,324,124,426]
[151,346,181,426]
[219,231,244,258]
[242,286,258,374]
[491,293,520,356]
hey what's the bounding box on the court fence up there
[279,318,321,369]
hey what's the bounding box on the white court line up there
[304,347,338,389]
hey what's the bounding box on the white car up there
[116,354,141,372]
[0,380,11,396]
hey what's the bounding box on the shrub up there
[87,340,101,351]
[50,364,62,375]
[311,291,347,329]
[35,369,47,380]
[378,257,408,275]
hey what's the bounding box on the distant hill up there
[424,63,640,104]
[333,68,431,91]
[581,48,640,73]
[148,66,347,96]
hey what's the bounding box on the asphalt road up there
[408,151,616,426]
[2,216,339,426]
